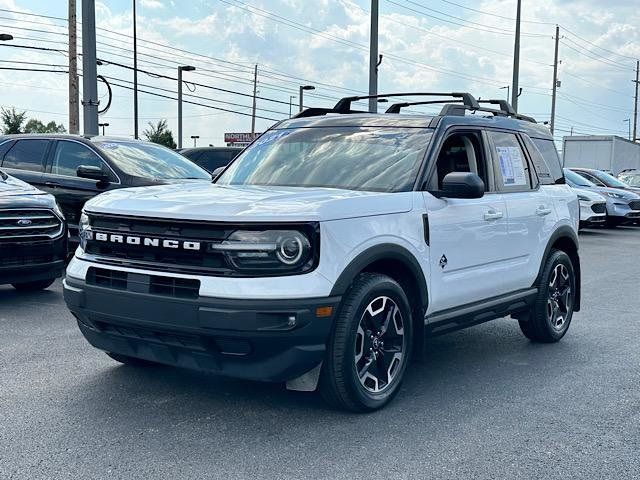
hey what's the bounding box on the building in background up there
[563,135,640,174]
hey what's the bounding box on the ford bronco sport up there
[64,93,580,412]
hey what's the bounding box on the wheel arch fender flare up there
[329,243,429,312]
[536,226,581,311]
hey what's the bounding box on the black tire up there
[11,278,56,291]
[106,352,158,367]
[319,273,413,412]
[519,249,576,343]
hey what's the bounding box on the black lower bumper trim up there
[64,278,340,382]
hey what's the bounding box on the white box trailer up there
[562,135,640,175]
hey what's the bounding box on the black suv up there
[179,147,242,173]
[0,169,66,291]
[0,135,211,245]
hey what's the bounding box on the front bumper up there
[64,276,340,382]
[608,201,640,220]
[0,236,67,285]
[579,201,606,225]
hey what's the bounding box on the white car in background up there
[572,187,607,228]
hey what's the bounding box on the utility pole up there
[633,60,639,142]
[289,95,295,118]
[550,25,560,135]
[81,0,99,136]
[511,0,521,112]
[177,65,195,149]
[368,0,379,113]
[133,0,139,139]
[251,64,258,134]
[68,0,79,134]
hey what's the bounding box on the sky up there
[0,0,639,148]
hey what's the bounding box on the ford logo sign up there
[17,219,33,226]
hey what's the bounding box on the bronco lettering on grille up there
[90,231,201,251]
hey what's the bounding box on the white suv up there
[64,93,581,411]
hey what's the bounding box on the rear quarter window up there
[528,137,564,184]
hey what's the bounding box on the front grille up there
[0,209,63,242]
[591,202,606,214]
[629,200,640,211]
[87,267,200,299]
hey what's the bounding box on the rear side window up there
[198,150,238,172]
[487,131,533,191]
[521,135,554,185]
[530,137,564,184]
[0,140,13,159]
[2,139,49,172]
[51,140,104,177]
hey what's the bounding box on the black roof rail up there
[477,99,537,123]
[385,99,462,114]
[438,100,537,123]
[333,92,479,113]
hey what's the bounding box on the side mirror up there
[77,165,110,184]
[211,166,225,181]
[441,172,485,199]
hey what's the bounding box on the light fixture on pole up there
[0,34,13,41]
[177,65,195,149]
[98,122,109,135]
[190,135,200,147]
[299,85,315,113]
[289,95,296,118]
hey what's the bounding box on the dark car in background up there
[179,147,242,173]
[0,135,211,245]
[0,169,66,291]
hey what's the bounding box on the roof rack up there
[293,92,479,118]
[385,99,462,114]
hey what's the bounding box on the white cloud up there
[140,0,165,9]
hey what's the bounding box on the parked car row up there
[565,168,640,227]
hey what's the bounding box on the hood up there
[85,183,414,222]
[569,187,605,202]
[573,185,640,200]
[0,171,42,196]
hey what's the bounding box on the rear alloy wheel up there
[319,273,413,412]
[519,250,575,343]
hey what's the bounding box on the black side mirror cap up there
[77,165,110,184]
[441,172,485,199]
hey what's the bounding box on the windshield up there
[620,174,640,187]
[216,127,433,192]
[564,168,596,187]
[589,169,629,188]
[95,141,211,180]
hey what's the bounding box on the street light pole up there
[500,86,510,102]
[289,95,295,117]
[190,135,199,147]
[98,122,109,135]
[550,24,561,135]
[299,85,315,113]
[177,65,195,149]
[511,0,521,112]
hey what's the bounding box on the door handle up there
[536,206,552,216]
[44,181,60,187]
[483,209,503,221]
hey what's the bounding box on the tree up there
[143,119,176,149]
[1,107,27,134]
[24,119,66,134]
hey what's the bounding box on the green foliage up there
[143,119,177,149]
[1,107,27,134]
[23,119,66,134]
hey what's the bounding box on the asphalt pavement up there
[1,226,639,479]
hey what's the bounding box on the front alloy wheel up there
[354,296,406,394]
[547,263,572,332]
[319,273,413,412]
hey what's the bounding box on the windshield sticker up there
[496,146,528,186]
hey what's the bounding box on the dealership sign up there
[224,132,262,146]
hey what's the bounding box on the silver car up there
[564,168,640,227]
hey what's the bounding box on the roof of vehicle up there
[0,133,144,144]
[276,112,554,140]
[180,146,243,153]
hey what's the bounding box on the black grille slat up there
[590,203,606,214]
[87,267,200,299]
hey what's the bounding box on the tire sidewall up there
[338,278,413,410]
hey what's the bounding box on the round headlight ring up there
[276,233,305,265]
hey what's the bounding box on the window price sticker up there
[497,146,527,186]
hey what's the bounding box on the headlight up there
[53,201,65,219]
[78,212,90,250]
[212,229,314,273]
[604,191,625,199]
[577,193,589,202]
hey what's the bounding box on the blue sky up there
[1,0,639,148]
